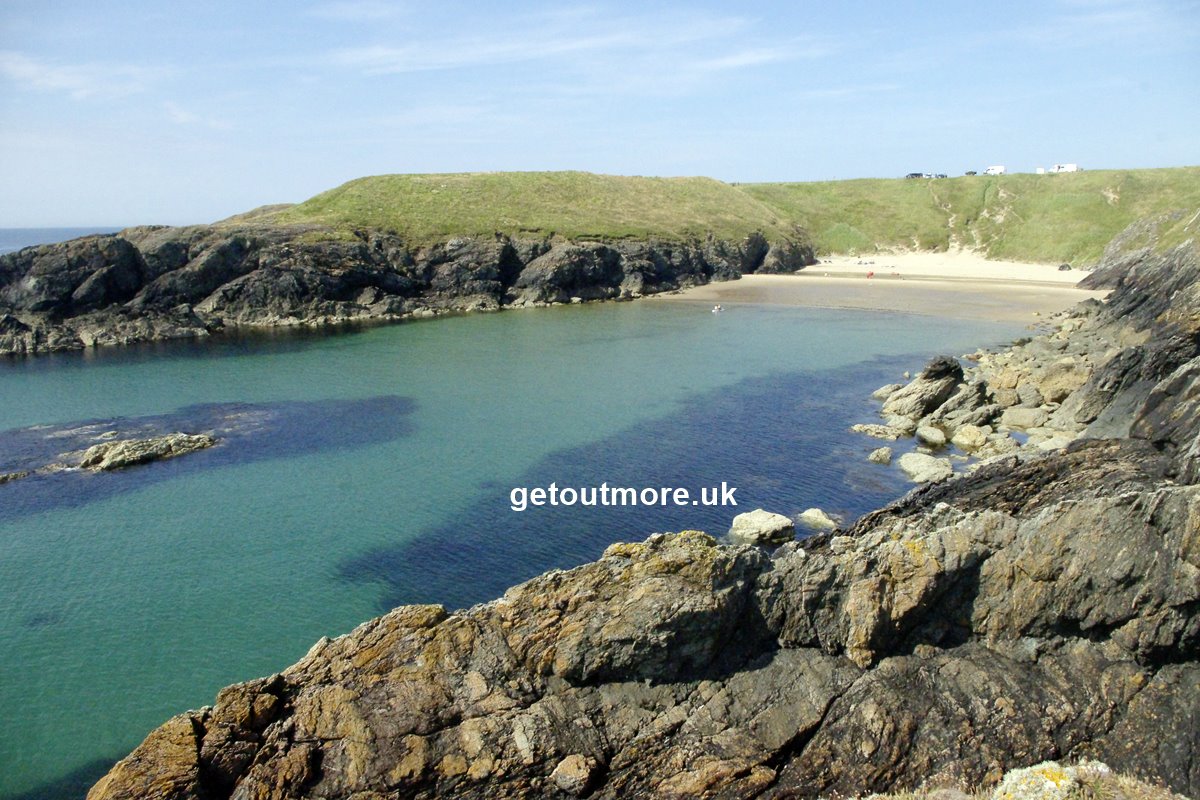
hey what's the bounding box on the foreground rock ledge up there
[89,232,1200,799]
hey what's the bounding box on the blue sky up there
[0,0,1196,226]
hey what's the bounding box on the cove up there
[0,301,1022,798]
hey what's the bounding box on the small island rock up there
[78,433,217,471]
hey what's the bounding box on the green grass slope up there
[742,167,1200,264]
[264,171,793,244]
[255,167,1198,265]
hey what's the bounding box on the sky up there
[0,0,1196,226]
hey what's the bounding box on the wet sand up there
[649,252,1107,324]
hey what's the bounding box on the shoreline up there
[650,251,1107,323]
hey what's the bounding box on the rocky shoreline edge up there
[81,220,1200,799]
[0,224,813,357]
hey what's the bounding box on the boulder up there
[850,423,903,440]
[916,426,946,447]
[897,452,954,483]
[950,424,988,452]
[929,378,990,420]
[999,407,1049,431]
[885,415,918,435]
[881,356,964,419]
[871,383,903,400]
[729,509,795,545]
[798,508,838,531]
[868,446,893,465]
[551,755,599,796]
[1038,358,1093,403]
[1016,382,1045,407]
[942,402,1001,429]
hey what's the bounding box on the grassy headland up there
[741,167,1200,264]
[262,171,794,244]
[253,167,1199,265]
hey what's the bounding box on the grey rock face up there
[0,227,815,356]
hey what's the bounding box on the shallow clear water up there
[0,301,1021,798]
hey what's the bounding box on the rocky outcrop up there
[89,226,1200,799]
[88,470,1200,799]
[78,433,217,471]
[0,226,814,356]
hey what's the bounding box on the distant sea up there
[0,227,124,256]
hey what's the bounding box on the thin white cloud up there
[163,101,233,131]
[325,8,806,77]
[306,1,402,21]
[0,50,163,100]
[1014,0,1197,46]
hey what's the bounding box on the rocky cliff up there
[0,225,812,356]
[88,227,1200,799]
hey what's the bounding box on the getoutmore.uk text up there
[509,482,737,512]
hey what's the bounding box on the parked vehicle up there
[984,165,1006,175]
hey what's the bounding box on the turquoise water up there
[0,301,1021,798]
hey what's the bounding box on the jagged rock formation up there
[78,433,217,471]
[0,226,813,356]
[89,227,1200,799]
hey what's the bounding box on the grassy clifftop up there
[742,167,1200,264]
[263,171,793,244]
[257,167,1199,265]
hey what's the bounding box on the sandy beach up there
[649,250,1107,323]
